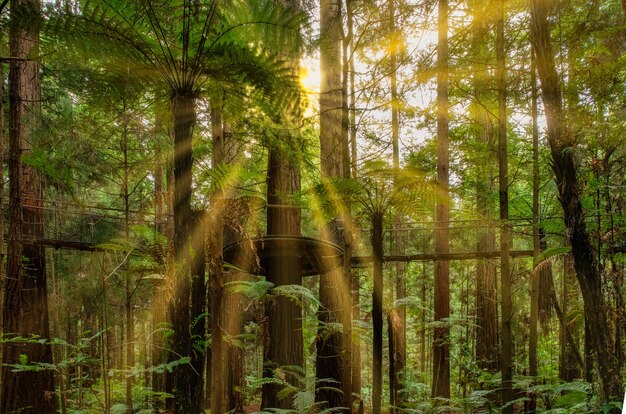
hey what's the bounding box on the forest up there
[0,0,625,413]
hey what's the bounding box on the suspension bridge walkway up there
[17,198,574,263]
[19,199,165,252]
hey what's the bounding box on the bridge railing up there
[352,216,567,260]
[19,199,168,247]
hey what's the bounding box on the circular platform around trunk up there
[223,235,344,277]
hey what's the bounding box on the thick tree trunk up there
[388,308,406,412]
[209,105,228,414]
[224,269,244,413]
[150,107,168,407]
[190,211,207,414]
[371,212,384,414]
[351,268,362,404]
[496,0,512,411]
[432,0,450,401]
[469,0,499,374]
[262,144,303,410]
[389,2,405,410]
[475,227,498,371]
[527,52,540,414]
[0,43,4,358]
[150,283,167,405]
[559,255,581,381]
[1,1,56,412]
[316,0,352,411]
[167,90,196,413]
[530,0,623,404]
[319,0,344,180]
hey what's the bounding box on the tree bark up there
[468,0,499,374]
[262,141,303,410]
[529,45,539,378]
[389,2,406,410]
[371,211,384,414]
[316,0,352,411]
[209,104,227,414]
[530,0,623,404]
[388,308,406,413]
[167,90,195,413]
[558,255,582,380]
[432,0,450,401]
[150,104,168,408]
[1,1,56,412]
[527,51,539,413]
[0,33,4,374]
[496,0,512,411]
[190,211,207,414]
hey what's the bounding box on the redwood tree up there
[432,0,450,401]
[530,0,623,405]
[496,0,512,410]
[1,0,56,412]
[469,0,498,373]
[316,0,352,410]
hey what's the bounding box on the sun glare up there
[299,58,320,117]
[299,59,320,94]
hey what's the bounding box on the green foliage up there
[228,278,274,300]
[43,0,304,116]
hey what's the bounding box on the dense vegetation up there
[0,0,625,413]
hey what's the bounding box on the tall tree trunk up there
[316,0,352,410]
[389,2,405,410]
[0,38,4,365]
[222,122,250,413]
[167,90,196,413]
[548,268,585,373]
[371,211,384,414]
[190,211,207,414]
[209,104,228,414]
[120,105,135,414]
[469,0,498,373]
[150,104,168,408]
[530,0,623,404]
[388,307,405,413]
[475,227,498,371]
[346,0,361,404]
[559,255,581,381]
[528,49,539,413]
[1,1,56,412]
[351,269,362,405]
[260,0,305,409]
[496,0,512,411]
[262,140,303,410]
[432,0,450,401]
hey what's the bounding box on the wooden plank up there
[352,250,534,265]
[30,238,106,252]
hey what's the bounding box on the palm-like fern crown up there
[45,0,304,109]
